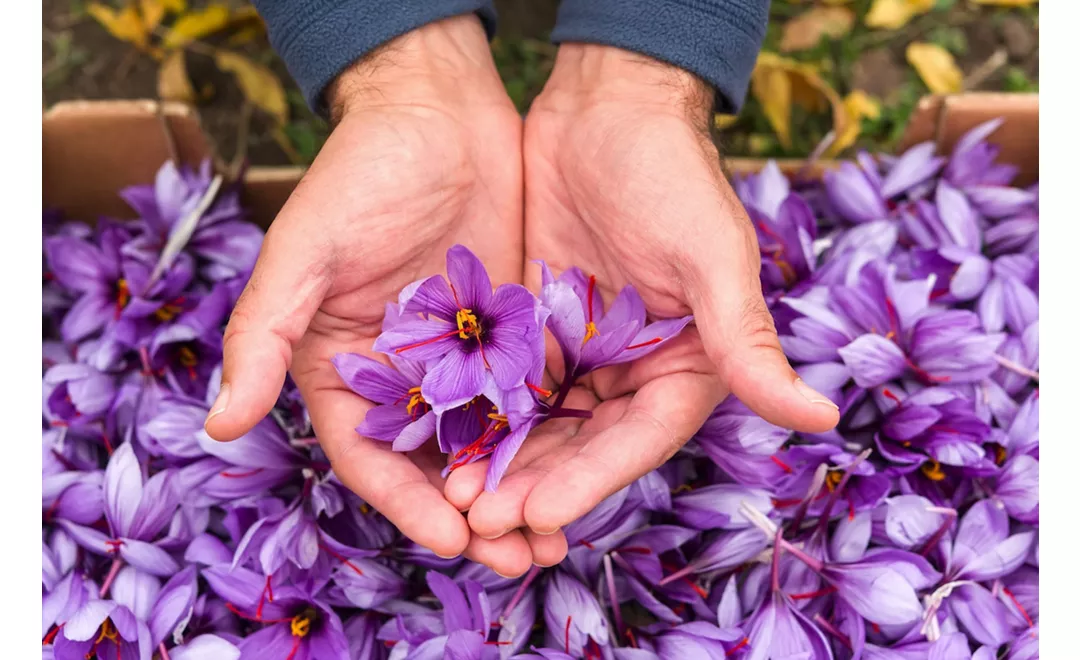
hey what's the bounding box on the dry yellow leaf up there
[865,0,935,30]
[163,3,231,49]
[828,91,881,156]
[906,42,963,94]
[780,7,855,52]
[214,51,288,126]
[713,114,739,130]
[162,0,187,11]
[139,0,167,32]
[751,52,847,150]
[972,0,1036,5]
[158,50,197,103]
[87,3,150,49]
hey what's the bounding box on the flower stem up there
[501,565,542,620]
[99,558,123,598]
[159,642,172,660]
[816,449,873,534]
[776,537,825,574]
[994,354,1039,381]
[813,614,854,651]
[550,361,577,410]
[603,554,625,645]
[771,528,783,592]
[548,408,593,420]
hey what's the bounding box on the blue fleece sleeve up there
[252,0,497,114]
[550,0,769,113]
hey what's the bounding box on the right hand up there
[203,15,561,577]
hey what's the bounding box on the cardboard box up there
[43,94,1038,229]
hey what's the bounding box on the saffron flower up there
[373,245,545,412]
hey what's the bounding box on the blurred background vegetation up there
[43,0,1037,167]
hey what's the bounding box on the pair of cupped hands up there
[203,15,839,576]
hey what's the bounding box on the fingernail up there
[532,527,560,536]
[206,384,231,424]
[493,569,516,579]
[434,551,459,559]
[794,379,839,410]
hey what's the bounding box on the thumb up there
[204,222,330,441]
[683,201,839,434]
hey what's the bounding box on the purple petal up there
[119,539,180,576]
[61,293,114,343]
[104,442,143,537]
[608,316,694,366]
[485,424,534,492]
[427,572,472,632]
[542,280,586,368]
[149,566,198,647]
[673,485,773,531]
[996,455,1038,524]
[825,163,888,222]
[392,411,437,452]
[831,509,871,562]
[881,143,945,198]
[421,348,487,413]
[170,635,240,660]
[373,318,458,361]
[403,274,460,320]
[838,335,907,388]
[356,404,413,444]
[446,245,493,310]
[331,353,416,403]
[883,404,942,440]
[950,583,1013,647]
[965,185,1037,218]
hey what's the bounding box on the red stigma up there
[882,388,901,403]
[256,575,274,619]
[788,586,837,600]
[393,327,462,354]
[730,637,751,653]
[579,540,595,550]
[42,625,62,645]
[1002,587,1034,627]
[319,543,364,576]
[586,276,597,325]
[770,455,794,473]
[285,635,303,660]
[220,468,264,479]
[527,382,553,398]
[618,546,652,555]
[564,616,572,654]
[625,337,664,351]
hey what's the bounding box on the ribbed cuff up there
[550,0,767,113]
[254,0,497,115]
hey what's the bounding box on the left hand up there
[445,44,840,547]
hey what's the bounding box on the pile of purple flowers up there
[42,117,1037,660]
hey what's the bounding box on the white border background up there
[19,3,44,657]
[1038,2,1069,656]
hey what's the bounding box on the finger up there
[443,388,597,514]
[461,530,533,578]
[205,217,331,441]
[683,188,839,433]
[467,464,548,539]
[308,385,471,558]
[525,528,568,567]
[524,373,718,534]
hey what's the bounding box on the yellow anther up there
[583,321,600,344]
[824,470,843,492]
[177,346,198,367]
[95,619,119,644]
[291,614,312,638]
[456,308,480,340]
[405,386,425,417]
[920,460,946,481]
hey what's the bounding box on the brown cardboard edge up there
[44,94,1037,228]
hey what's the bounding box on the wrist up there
[535,44,714,126]
[327,15,511,124]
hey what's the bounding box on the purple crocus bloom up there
[672,485,773,531]
[150,565,199,648]
[978,272,1038,336]
[120,159,262,281]
[544,570,610,659]
[870,495,949,550]
[148,282,229,398]
[690,400,791,488]
[941,499,1034,582]
[538,263,692,379]
[875,386,993,478]
[205,568,349,660]
[377,571,498,659]
[43,363,116,428]
[51,598,152,660]
[43,470,104,526]
[749,194,818,294]
[945,119,1019,188]
[373,245,544,412]
[332,353,435,452]
[43,221,133,344]
[993,454,1038,524]
[783,260,1004,388]
[734,160,791,220]
[58,442,181,576]
[824,145,943,224]
[655,622,747,660]
[744,532,834,660]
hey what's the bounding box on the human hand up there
[204,16,558,576]
[446,44,841,547]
